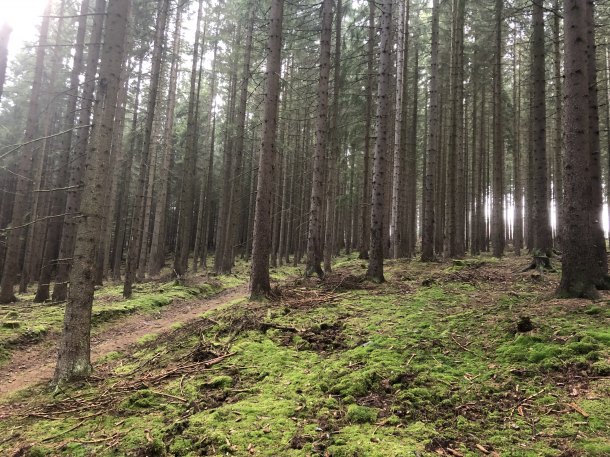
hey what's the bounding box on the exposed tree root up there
[522,255,555,273]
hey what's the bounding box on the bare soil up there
[0,284,248,398]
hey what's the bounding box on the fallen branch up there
[41,419,88,442]
[148,389,188,403]
[507,388,547,416]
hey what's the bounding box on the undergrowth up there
[0,255,609,456]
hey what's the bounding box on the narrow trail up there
[0,284,249,399]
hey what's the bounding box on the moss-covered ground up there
[1,255,609,456]
[0,260,249,368]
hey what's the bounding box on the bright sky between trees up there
[0,0,49,58]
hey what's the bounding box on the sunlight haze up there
[0,0,49,58]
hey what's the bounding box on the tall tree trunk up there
[513,32,523,257]
[359,0,375,260]
[445,0,465,258]
[584,0,608,285]
[249,0,284,298]
[54,0,130,382]
[454,0,466,257]
[110,58,142,281]
[223,5,254,272]
[53,0,106,302]
[123,0,170,298]
[390,0,408,259]
[21,0,68,295]
[194,39,219,272]
[0,4,51,304]
[558,0,601,298]
[470,75,480,255]
[531,0,553,258]
[149,4,183,277]
[553,0,563,248]
[200,113,217,270]
[605,44,610,239]
[405,43,419,257]
[421,0,439,262]
[491,0,505,258]
[35,0,91,302]
[174,0,204,278]
[366,0,392,282]
[323,0,342,272]
[215,25,240,274]
[101,69,130,281]
[305,0,333,278]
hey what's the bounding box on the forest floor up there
[0,255,609,456]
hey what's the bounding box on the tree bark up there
[222,5,254,272]
[124,0,170,297]
[445,0,465,259]
[531,0,553,258]
[54,0,130,382]
[491,0,505,258]
[306,0,333,278]
[366,0,392,282]
[53,0,106,302]
[249,0,284,298]
[390,0,408,259]
[558,0,599,298]
[358,0,375,260]
[35,0,91,302]
[149,4,183,277]
[173,0,204,278]
[421,0,439,262]
[405,39,419,258]
[584,0,608,285]
[552,0,563,249]
[323,0,342,273]
[513,30,523,257]
[0,5,51,304]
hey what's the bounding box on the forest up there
[0,0,609,455]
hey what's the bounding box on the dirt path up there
[0,284,249,399]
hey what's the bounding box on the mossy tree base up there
[523,255,554,273]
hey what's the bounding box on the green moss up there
[567,337,601,355]
[169,437,196,456]
[206,375,233,388]
[2,320,20,329]
[587,329,610,345]
[137,333,159,345]
[579,439,610,456]
[497,335,564,363]
[346,404,378,423]
[330,369,378,397]
[1,257,609,456]
[585,306,603,315]
[121,389,160,409]
[218,275,246,288]
[592,360,610,375]
[22,325,48,341]
[25,446,48,457]
[97,351,122,362]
